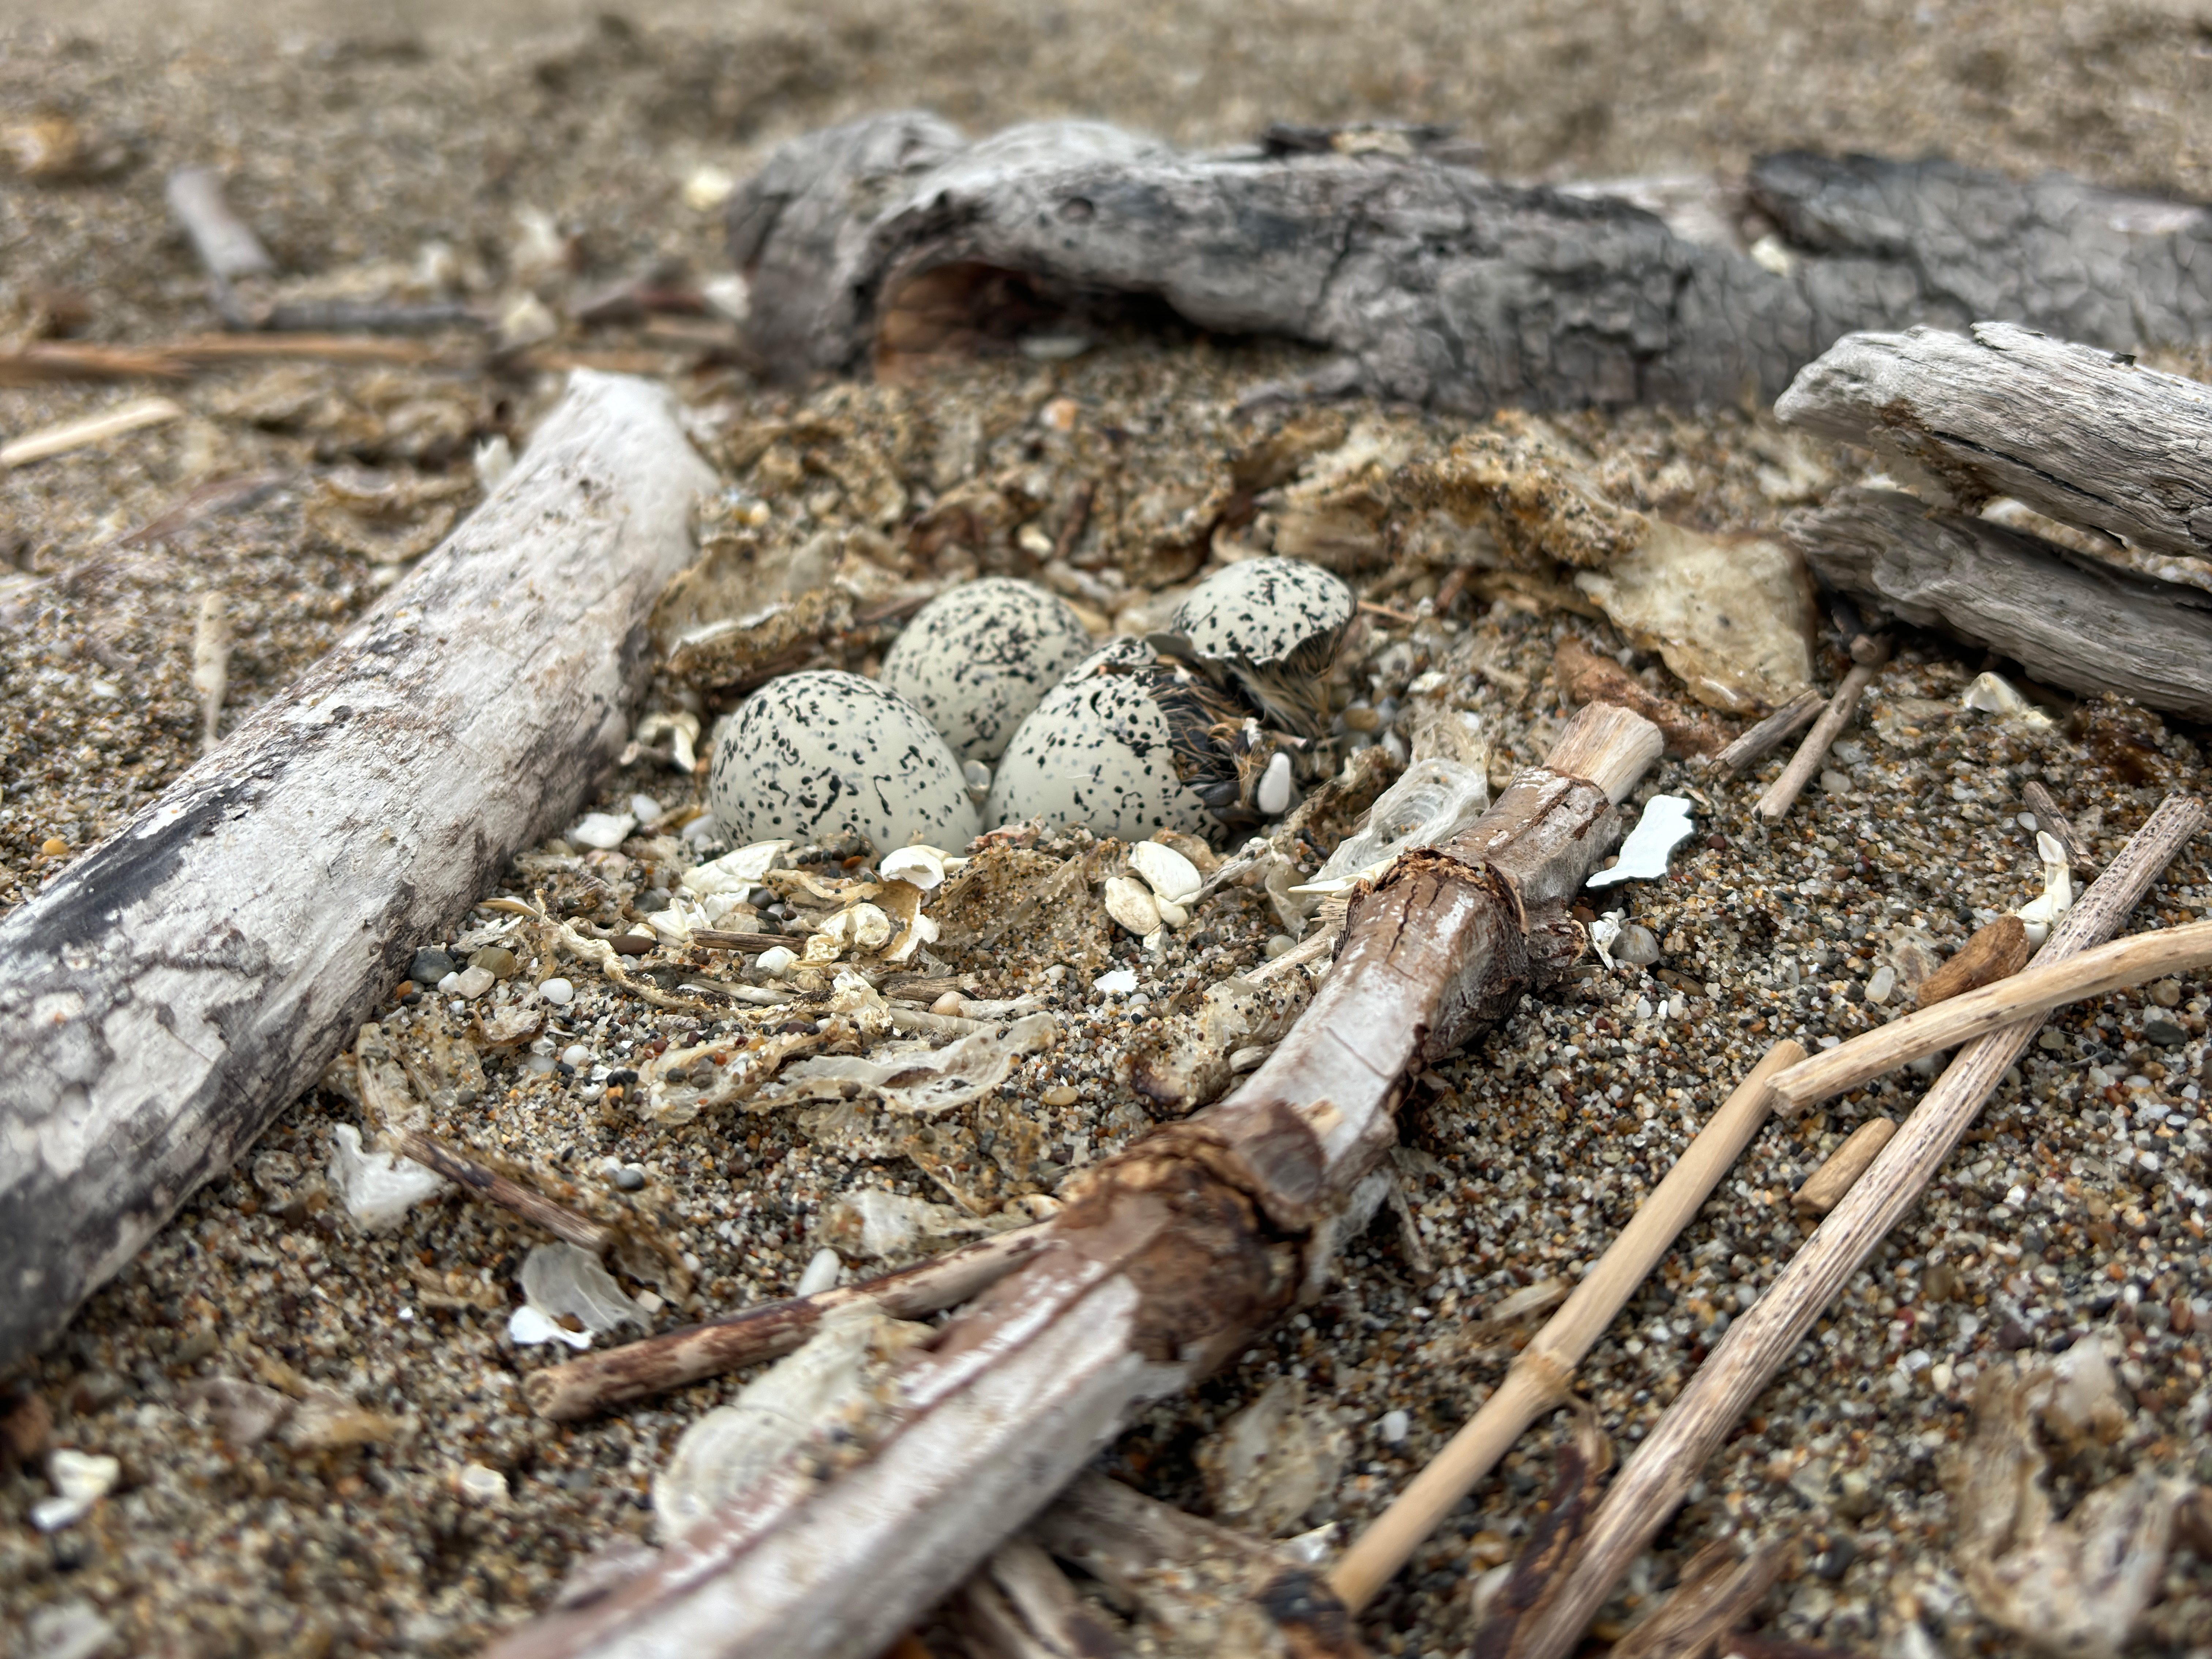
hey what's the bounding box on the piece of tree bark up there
[1788,488,2212,722]
[726,117,2212,413]
[0,372,715,1369]
[1774,321,2212,562]
[489,704,1662,1659]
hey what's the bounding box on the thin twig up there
[1708,689,1822,775]
[1328,1040,1806,1613]
[1508,791,2206,1659]
[392,1129,612,1254]
[1770,914,2212,1114]
[0,397,183,470]
[690,929,792,953]
[1753,640,1890,822]
[2024,779,2091,869]
[523,1222,1055,1421]
[1792,1117,1896,1213]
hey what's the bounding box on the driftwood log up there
[1775,321,2212,562]
[728,117,2212,411]
[486,703,1663,1659]
[1787,488,2212,721]
[0,372,715,1368]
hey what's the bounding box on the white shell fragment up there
[682,840,791,896]
[1585,794,1696,889]
[518,1242,645,1341]
[1103,874,1163,937]
[878,845,948,891]
[709,670,981,854]
[568,811,636,851]
[2013,830,2075,946]
[794,1247,843,1297]
[988,639,1212,839]
[1095,967,1139,996]
[1128,839,1202,904]
[1296,757,1491,895]
[1256,750,1295,817]
[757,1013,1059,1115]
[1961,670,2054,730]
[327,1125,447,1232]
[31,1449,121,1533]
[880,578,1094,762]
[508,1305,592,1351]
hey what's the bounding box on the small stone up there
[613,1166,645,1192]
[1923,1263,1958,1304]
[1103,874,1162,937]
[930,991,968,1016]
[452,966,496,1000]
[611,933,655,956]
[1129,840,1203,904]
[794,1247,842,1297]
[1820,768,1853,795]
[1264,934,1296,958]
[2146,1015,2187,1047]
[470,945,519,979]
[569,811,637,851]
[1095,967,1139,995]
[1379,1409,1410,1444]
[456,1463,509,1506]
[628,793,664,826]
[561,1044,591,1069]
[1613,925,1660,967]
[39,836,67,857]
[756,945,798,977]
[1041,1084,1081,1107]
[539,976,575,1006]
[2171,1297,2197,1335]
[410,948,457,985]
[1864,962,1896,1005]
[2151,979,2183,1008]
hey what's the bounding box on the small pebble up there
[539,976,575,1007]
[1923,1263,1958,1303]
[410,948,457,985]
[1864,962,1896,1005]
[2146,1014,2187,1047]
[452,966,495,1000]
[1820,767,1853,795]
[1613,925,1660,967]
[613,1166,645,1192]
[930,991,969,1016]
[1380,1409,1410,1444]
[1095,968,1139,995]
[2150,979,2183,1008]
[611,934,655,956]
[1041,1084,1081,1107]
[795,1248,842,1298]
[570,811,636,850]
[756,945,798,977]
[629,793,664,826]
[437,971,461,994]
[1264,934,1296,958]
[470,945,518,979]
[39,836,67,857]
[561,1044,591,1069]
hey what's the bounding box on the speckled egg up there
[1161,557,1353,736]
[710,671,980,853]
[879,578,1093,763]
[987,639,1218,840]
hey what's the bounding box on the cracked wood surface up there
[1775,321,2212,561]
[0,372,715,1368]
[490,703,1660,1659]
[728,117,2212,413]
[1787,487,2212,722]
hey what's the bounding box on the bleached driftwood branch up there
[0,372,715,1368]
[728,118,2212,411]
[488,703,1662,1659]
[1775,321,2212,561]
[1787,488,2212,721]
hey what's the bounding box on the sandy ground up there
[4,5,2212,1659]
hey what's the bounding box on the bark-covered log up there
[1775,321,2212,561]
[726,116,2212,413]
[488,704,1660,1659]
[1787,488,2212,721]
[0,373,715,1368]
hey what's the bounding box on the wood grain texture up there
[1788,488,2212,721]
[1775,321,2212,560]
[728,118,2212,413]
[0,372,714,1368]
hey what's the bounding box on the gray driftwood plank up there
[727,117,2212,413]
[0,372,715,1368]
[1787,488,2212,720]
[1775,320,2212,561]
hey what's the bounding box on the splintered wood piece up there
[524,1223,1054,1421]
[1707,689,1822,775]
[1553,639,1730,757]
[1792,1119,1897,1213]
[0,372,715,1368]
[1770,915,2212,1114]
[490,703,1663,1659]
[391,1131,613,1255]
[1329,1042,1804,1613]
[2024,781,2091,870]
[1788,488,2212,722]
[1506,792,2205,1659]
[1753,642,1888,823]
[1775,322,2212,562]
[1917,914,2031,1007]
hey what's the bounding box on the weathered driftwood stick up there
[1790,489,2212,722]
[2024,780,2091,871]
[0,372,714,1369]
[0,396,184,470]
[526,1223,1056,1422]
[1508,791,2206,1659]
[1328,1041,1804,1613]
[1792,1118,1897,1214]
[728,119,2212,413]
[1706,689,1821,775]
[488,703,1662,1659]
[392,1130,613,1256]
[1753,641,1888,823]
[1770,915,2212,1114]
[1775,322,2212,561]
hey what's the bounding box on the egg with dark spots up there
[989,639,1278,840]
[1156,556,1353,737]
[710,670,980,853]
[880,578,1093,763]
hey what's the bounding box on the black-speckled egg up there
[710,670,981,853]
[879,578,1093,763]
[1157,556,1353,737]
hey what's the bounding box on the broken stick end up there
[1545,702,1665,804]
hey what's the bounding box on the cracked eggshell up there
[1170,557,1353,668]
[987,638,1211,840]
[710,670,980,854]
[880,578,1094,763]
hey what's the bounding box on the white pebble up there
[569,811,637,851]
[561,1044,591,1068]
[795,1247,843,1298]
[456,1463,509,1506]
[1379,1409,1410,1444]
[539,976,575,1006]
[1129,840,1202,904]
[1257,750,1294,817]
[629,793,665,826]
[1865,963,1897,1005]
[1095,967,1139,995]
[437,971,461,994]
[756,945,797,977]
